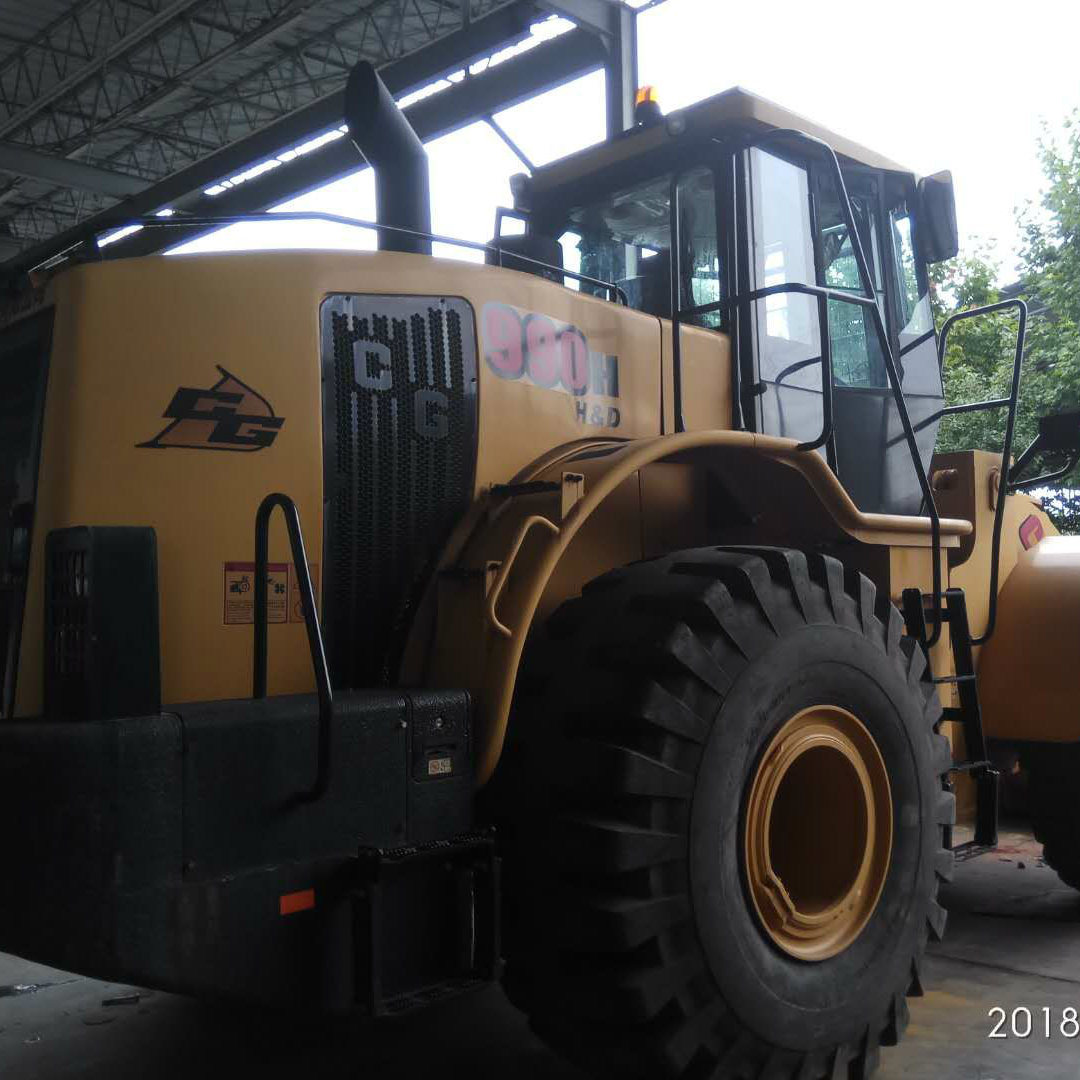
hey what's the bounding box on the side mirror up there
[916,170,959,263]
[494,206,530,242]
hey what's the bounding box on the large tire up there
[1022,745,1080,890]
[494,547,954,1079]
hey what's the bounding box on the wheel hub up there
[744,704,893,961]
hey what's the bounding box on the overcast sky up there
[171,0,1080,281]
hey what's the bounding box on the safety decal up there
[1019,514,1044,550]
[288,563,320,624]
[139,366,284,452]
[222,562,319,626]
[481,302,621,429]
[224,562,287,625]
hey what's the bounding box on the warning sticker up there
[223,562,289,625]
[289,563,320,624]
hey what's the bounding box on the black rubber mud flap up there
[492,547,954,1080]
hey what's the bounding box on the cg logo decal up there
[138,366,284,452]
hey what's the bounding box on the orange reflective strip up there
[279,888,315,916]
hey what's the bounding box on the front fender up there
[402,431,971,785]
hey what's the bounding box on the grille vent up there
[44,527,160,720]
[320,295,478,688]
[45,544,91,718]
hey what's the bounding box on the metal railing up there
[935,299,1027,644]
[254,492,333,802]
[93,211,630,306]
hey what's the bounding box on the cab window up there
[814,171,887,390]
[675,168,723,328]
[889,199,934,339]
[556,167,722,325]
[747,147,823,441]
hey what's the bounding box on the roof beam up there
[539,0,636,136]
[0,1,563,275]
[538,0,622,35]
[0,142,146,197]
[113,25,604,256]
[87,0,329,144]
[0,0,211,140]
[0,0,530,245]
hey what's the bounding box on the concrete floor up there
[2,826,1078,1080]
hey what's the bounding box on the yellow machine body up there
[12,248,662,716]
[6,85,1073,780]
[930,449,1073,743]
[4,244,999,785]
[979,535,1080,742]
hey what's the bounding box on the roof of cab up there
[532,85,913,195]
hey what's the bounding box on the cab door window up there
[814,172,887,390]
[747,147,823,445]
[886,187,942,507]
[675,167,723,329]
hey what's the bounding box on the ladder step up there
[917,595,952,622]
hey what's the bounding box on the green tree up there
[932,113,1080,532]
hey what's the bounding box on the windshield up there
[558,174,672,313]
[553,167,721,325]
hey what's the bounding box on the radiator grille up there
[44,527,160,721]
[321,295,478,688]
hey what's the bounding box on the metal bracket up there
[560,471,585,520]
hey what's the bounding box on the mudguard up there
[402,430,971,784]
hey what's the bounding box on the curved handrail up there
[254,492,333,801]
[937,298,1027,644]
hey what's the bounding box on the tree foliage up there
[932,113,1080,532]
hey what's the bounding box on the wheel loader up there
[1,58,1079,1079]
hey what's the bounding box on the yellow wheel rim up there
[744,705,893,961]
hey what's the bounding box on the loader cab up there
[519,87,954,517]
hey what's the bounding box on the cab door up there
[742,146,827,456]
[741,145,943,515]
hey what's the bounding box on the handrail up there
[735,282,844,463]
[486,514,561,639]
[1010,450,1080,491]
[254,492,333,802]
[97,211,630,307]
[936,298,1027,644]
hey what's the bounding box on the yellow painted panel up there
[15,250,664,716]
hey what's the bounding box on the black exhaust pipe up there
[344,61,432,256]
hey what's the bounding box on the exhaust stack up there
[344,61,432,256]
